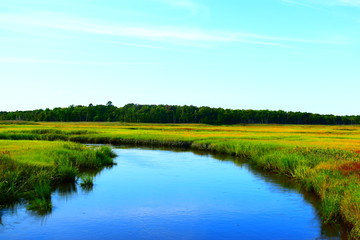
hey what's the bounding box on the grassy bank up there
[0,139,116,214]
[0,122,359,238]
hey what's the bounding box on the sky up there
[1,0,359,115]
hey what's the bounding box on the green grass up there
[0,122,359,238]
[26,179,53,215]
[0,140,116,214]
[80,175,94,191]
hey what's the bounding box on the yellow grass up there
[0,121,359,238]
[2,122,359,152]
[0,140,68,167]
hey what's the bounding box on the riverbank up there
[0,122,359,238]
[0,140,116,214]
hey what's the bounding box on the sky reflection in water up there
[0,148,344,240]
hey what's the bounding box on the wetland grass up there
[0,140,116,214]
[80,175,94,191]
[0,122,359,238]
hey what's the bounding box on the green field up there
[0,121,359,238]
[0,133,116,214]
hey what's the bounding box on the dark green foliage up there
[96,145,118,161]
[53,144,116,170]
[0,165,53,209]
[1,102,359,125]
[80,175,94,191]
[27,198,52,215]
[0,130,98,142]
[56,164,78,182]
[0,155,47,205]
[32,180,52,200]
[0,144,116,213]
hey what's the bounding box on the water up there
[0,147,345,240]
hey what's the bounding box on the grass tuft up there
[0,140,117,213]
[80,175,94,191]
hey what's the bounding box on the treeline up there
[0,102,359,125]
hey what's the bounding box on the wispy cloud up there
[0,13,235,42]
[150,0,204,15]
[0,12,350,49]
[0,57,163,65]
[336,0,360,6]
[281,0,317,8]
[282,0,360,7]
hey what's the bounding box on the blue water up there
[0,148,344,239]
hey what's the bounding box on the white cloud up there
[0,57,162,65]
[0,12,349,49]
[339,0,360,6]
[282,0,360,7]
[0,13,235,42]
[150,0,204,15]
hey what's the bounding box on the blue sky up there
[1,0,359,115]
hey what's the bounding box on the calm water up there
[0,147,345,240]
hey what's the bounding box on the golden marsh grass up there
[0,122,359,238]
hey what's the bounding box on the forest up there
[1,102,359,125]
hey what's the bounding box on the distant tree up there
[1,103,359,125]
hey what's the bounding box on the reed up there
[80,175,94,191]
[0,139,116,213]
[0,122,359,238]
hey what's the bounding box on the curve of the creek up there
[0,146,349,240]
